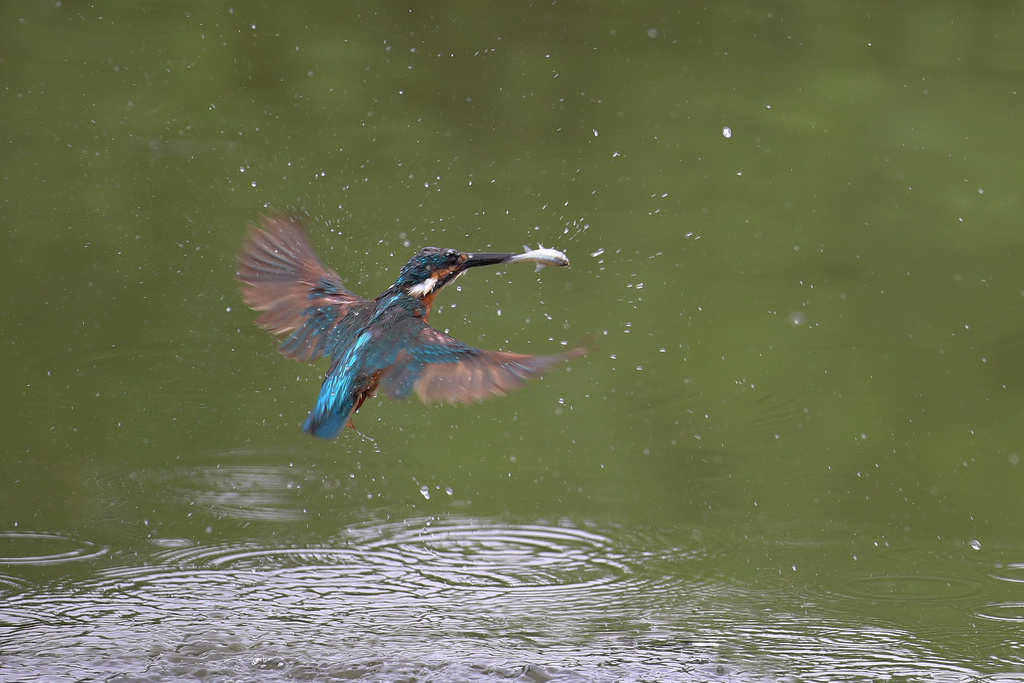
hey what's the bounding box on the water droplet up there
[722,126,732,139]
[419,485,430,500]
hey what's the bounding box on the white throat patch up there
[407,275,439,298]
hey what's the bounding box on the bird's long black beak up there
[462,252,516,269]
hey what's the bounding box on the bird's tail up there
[303,410,351,440]
[303,373,359,440]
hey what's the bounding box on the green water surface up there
[2,2,1024,681]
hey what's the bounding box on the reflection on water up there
[169,463,320,522]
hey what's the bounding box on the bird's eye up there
[444,249,460,263]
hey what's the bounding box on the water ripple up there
[0,531,109,566]
[975,601,1024,623]
[841,573,986,604]
[343,518,636,593]
[990,562,1024,584]
[822,546,987,606]
[726,621,983,683]
[0,515,989,682]
[99,517,684,613]
[0,573,30,592]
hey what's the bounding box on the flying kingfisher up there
[237,211,586,439]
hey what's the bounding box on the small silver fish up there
[506,244,571,272]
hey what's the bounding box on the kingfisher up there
[237,211,586,439]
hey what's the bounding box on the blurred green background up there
[3,2,1024,680]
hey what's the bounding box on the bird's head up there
[395,247,515,299]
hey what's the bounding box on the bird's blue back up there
[303,289,438,438]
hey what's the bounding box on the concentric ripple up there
[975,601,1024,623]
[89,516,702,623]
[990,562,1024,585]
[0,531,109,566]
[840,573,986,604]
[73,515,703,676]
[343,518,635,594]
[0,515,990,682]
[823,545,987,606]
[0,573,29,592]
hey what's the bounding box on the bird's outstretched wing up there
[380,322,586,405]
[237,211,368,361]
